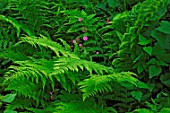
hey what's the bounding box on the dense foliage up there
[0,0,170,113]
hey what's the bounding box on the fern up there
[54,98,109,113]
[78,72,138,100]
[0,15,33,37]
[4,0,58,36]
[15,36,78,58]
[53,91,118,113]
[0,36,117,110]
[1,0,166,112]
[52,57,113,75]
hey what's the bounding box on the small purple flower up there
[79,44,82,47]
[72,40,76,44]
[79,18,83,22]
[106,19,110,24]
[49,92,53,99]
[83,36,88,41]
[96,51,100,54]
[49,92,53,95]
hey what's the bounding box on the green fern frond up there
[4,79,48,107]
[15,36,78,58]
[54,99,109,113]
[0,15,33,36]
[6,98,37,110]
[4,58,55,89]
[3,53,114,93]
[0,49,28,61]
[57,38,72,52]
[0,15,21,37]
[78,72,138,100]
[52,57,113,75]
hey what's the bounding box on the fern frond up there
[0,49,28,61]
[4,58,55,89]
[15,36,78,58]
[54,99,109,113]
[78,72,138,100]
[57,38,72,52]
[4,78,49,107]
[6,97,37,110]
[52,57,113,75]
[0,15,33,36]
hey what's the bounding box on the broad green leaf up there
[107,0,120,8]
[147,58,156,65]
[137,81,154,92]
[2,94,16,103]
[95,3,107,11]
[152,45,167,62]
[138,35,152,45]
[160,73,170,88]
[137,66,143,74]
[157,61,169,66]
[4,110,17,113]
[156,21,170,34]
[151,30,170,49]
[81,10,87,16]
[86,14,96,20]
[143,46,152,55]
[119,41,129,49]
[149,65,162,78]
[131,91,143,102]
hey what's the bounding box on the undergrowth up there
[0,0,170,113]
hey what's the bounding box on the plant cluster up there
[0,0,170,113]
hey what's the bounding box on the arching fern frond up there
[78,72,138,100]
[0,15,33,37]
[52,57,113,75]
[3,58,55,89]
[15,36,78,58]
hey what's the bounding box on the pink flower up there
[49,92,53,99]
[72,40,76,44]
[49,92,53,95]
[96,51,100,54]
[76,38,80,41]
[83,36,88,41]
[106,19,110,24]
[79,18,83,22]
[79,44,82,47]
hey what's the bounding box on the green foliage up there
[0,0,170,112]
[1,35,139,112]
[2,93,16,103]
[78,72,138,100]
[54,99,108,113]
